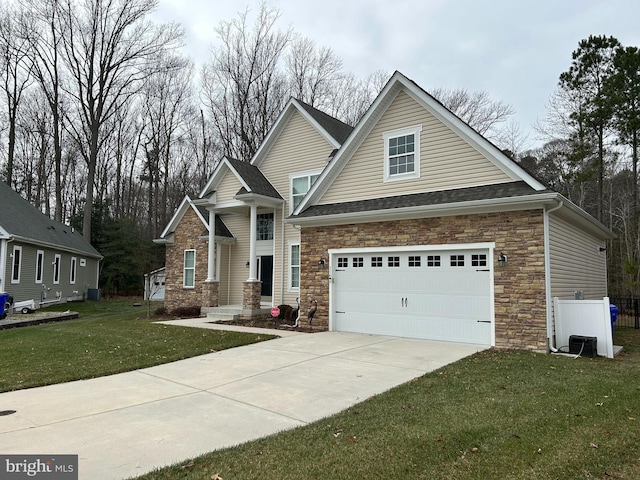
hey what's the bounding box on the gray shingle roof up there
[294,181,550,218]
[296,100,354,144]
[0,180,101,257]
[227,157,283,199]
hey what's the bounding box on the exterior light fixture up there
[497,253,507,267]
[318,258,326,269]
[245,261,250,268]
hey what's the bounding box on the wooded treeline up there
[0,2,637,297]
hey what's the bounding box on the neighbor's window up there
[256,213,274,240]
[70,257,77,284]
[53,254,61,284]
[290,244,300,289]
[35,250,44,283]
[383,125,422,182]
[291,172,321,211]
[183,250,195,288]
[11,246,22,283]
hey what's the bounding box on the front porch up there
[203,302,273,322]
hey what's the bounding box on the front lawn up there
[0,300,275,393]
[135,328,640,480]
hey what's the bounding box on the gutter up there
[544,200,564,353]
[10,235,103,260]
[287,192,560,227]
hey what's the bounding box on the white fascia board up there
[234,192,284,208]
[398,77,546,191]
[10,235,103,259]
[159,195,192,238]
[0,225,10,239]
[288,193,560,227]
[199,157,252,198]
[552,195,615,240]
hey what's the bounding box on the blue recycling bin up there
[609,304,618,337]
[0,292,8,319]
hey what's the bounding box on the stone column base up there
[243,280,262,312]
[201,280,219,308]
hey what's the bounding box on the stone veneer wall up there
[165,208,209,313]
[300,210,548,352]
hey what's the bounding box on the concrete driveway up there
[0,323,486,479]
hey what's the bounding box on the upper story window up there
[383,125,422,182]
[257,213,274,240]
[291,171,321,211]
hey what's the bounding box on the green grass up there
[0,300,275,393]
[135,328,640,480]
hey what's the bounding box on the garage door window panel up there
[450,255,465,267]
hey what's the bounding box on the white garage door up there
[331,247,493,345]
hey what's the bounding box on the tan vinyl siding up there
[218,213,251,305]
[549,212,607,300]
[216,171,244,203]
[320,90,513,204]
[258,109,332,306]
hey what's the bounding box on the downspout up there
[280,202,285,305]
[0,237,14,293]
[544,200,563,352]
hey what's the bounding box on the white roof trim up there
[251,98,341,168]
[158,195,208,239]
[295,71,546,215]
[199,157,253,198]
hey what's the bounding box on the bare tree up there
[430,87,515,140]
[287,36,342,109]
[0,3,33,187]
[58,0,183,241]
[202,3,291,161]
[22,0,68,221]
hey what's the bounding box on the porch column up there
[248,203,258,281]
[207,209,216,281]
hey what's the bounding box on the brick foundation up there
[300,210,548,352]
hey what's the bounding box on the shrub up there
[171,305,202,318]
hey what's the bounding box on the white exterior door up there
[330,245,494,345]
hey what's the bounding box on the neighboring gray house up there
[0,181,102,306]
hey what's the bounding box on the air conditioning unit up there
[569,335,597,358]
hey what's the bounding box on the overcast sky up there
[154,0,640,149]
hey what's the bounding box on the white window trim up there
[70,257,77,284]
[383,124,422,182]
[35,250,44,284]
[53,254,61,284]
[288,242,300,291]
[289,169,322,213]
[11,245,22,284]
[183,249,196,289]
